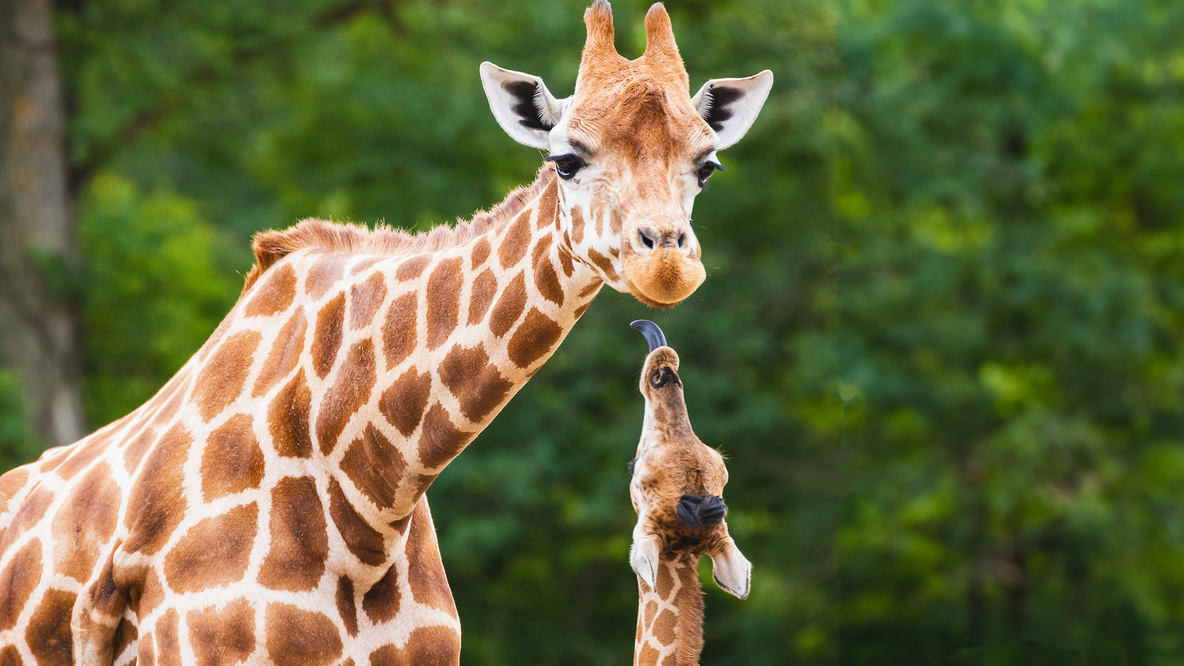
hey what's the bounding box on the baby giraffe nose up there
[636,226,689,254]
[676,494,727,530]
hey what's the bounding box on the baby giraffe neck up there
[634,550,705,666]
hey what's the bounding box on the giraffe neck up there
[634,550,704,666]
[201,167,603,575]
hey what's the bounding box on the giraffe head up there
[480,2,773,308]
[626,320,752,599]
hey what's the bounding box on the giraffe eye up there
[546,154,586,180]
[697,160,724,188]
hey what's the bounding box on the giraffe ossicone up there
[0,3,768,664]
[627,319,750,666]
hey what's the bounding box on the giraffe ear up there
[690,71,774,150]
[709,538,752,599]
[480,62,567,150]
[630,532,661,592]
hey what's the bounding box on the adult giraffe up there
[0,2,771,664]
[626,320,749,666]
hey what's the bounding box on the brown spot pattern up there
[395,254,430,281]
[304,254,349,299]
[311,294,346,379]
[192,331,261,421]
[349,272,387,330]
[533,238,564,306]
[253,306,308,397]
[258,476,328,591]
[370,626,461,666]
[315,339,377,455]
[638,644,661,666]
[139,632,155,666]
[52,462,121,581]
[438,344,512,423]
[113,617,137,661]
[189,598,256,666]
[499,209,532,269]
[0,467,28,504]
[382,292,417,370]
[571,206,586,244]
[489,273,526,337]
[123,425,159,476]
[158,609,182,666]
[470,237,491,269]
[164,503,259,593]
[328,478,385,566]
[558,246,574,277]
[245,264,297,317]
[265,603,342,665]
[349,256,383,275]
[379,367,432,437]
[586,247,619,281]
[341,425,404,509]
[0,539,41,630]
[537,180,558,229]
[53,438,103,480]
[467,269,497,326]
[361,564,400,624]
[0,645,22,666]
[406,501,457,616]
[202,414,265,500]
[507,308,563,368]
[5,486,52,537]
[124,424,190,555]
[26,588,75,666]
[417,404,472,470]
[425,257,463,350]
[578,281,602,299]
[653,609,676,645]
[269,369,313,458]
[336,577,358,636]
[137,567,166,616]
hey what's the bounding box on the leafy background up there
[2,0,1182,663]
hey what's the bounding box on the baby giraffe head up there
[480,2,773,308]
[626,320,752,599]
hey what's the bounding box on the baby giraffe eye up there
[546,154,586,180]
[696,160,725,188]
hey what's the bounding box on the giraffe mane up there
[241,164,557,294]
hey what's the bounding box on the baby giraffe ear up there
[690,70,774,150]
[709,537,752,600]
[480,62,567,150]
[630,532,662,592]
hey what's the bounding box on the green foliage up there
[77,173,239,426]
[835,0,1184,662]
[0,0,1169,663]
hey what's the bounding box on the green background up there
[2,0,1182,663]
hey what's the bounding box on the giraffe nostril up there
[639,230,655,250]
[677,232,686,249]
[677,494,727,530]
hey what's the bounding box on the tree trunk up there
[0,0,86,449]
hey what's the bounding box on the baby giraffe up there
[626,320,751,666]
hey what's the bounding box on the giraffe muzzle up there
[621,241,706,307]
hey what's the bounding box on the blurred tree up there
[835,0,1184,663]
[0,0,85,449]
